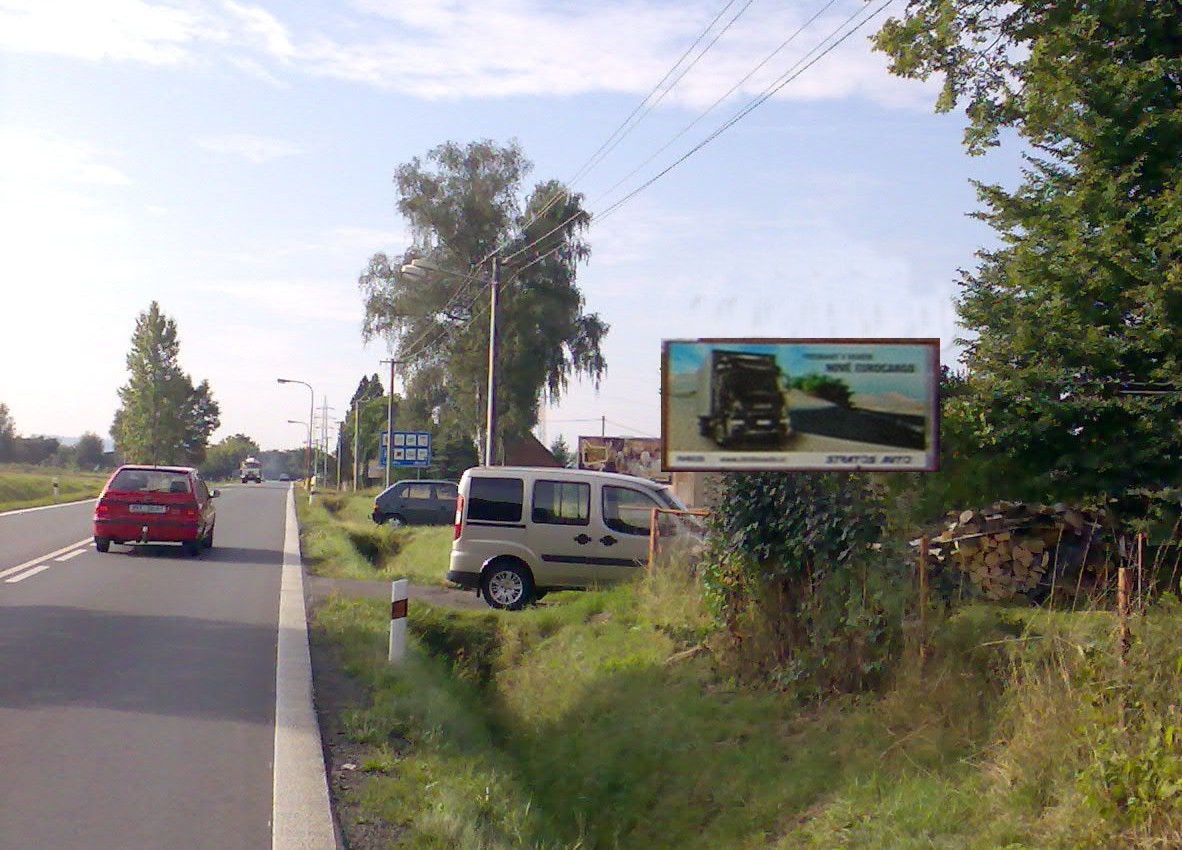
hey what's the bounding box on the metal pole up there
[484,257,500,467]
[336,424,343,491]
[383,358,395,487]
[353,404,359,491]
[306,388,314,487]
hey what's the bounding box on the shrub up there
[699,472,908,698]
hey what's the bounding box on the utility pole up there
[484,257,500,466]
[336,423,343,491]
[381,358,395,487]
[353,402,359,492]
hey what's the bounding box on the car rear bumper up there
[94,519,201,542]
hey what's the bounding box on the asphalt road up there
[666,389,918,454]
[0,482,322,850]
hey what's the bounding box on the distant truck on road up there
[696,350,792,447]
[240,457,263,484]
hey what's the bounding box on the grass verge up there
[311,573,1182,849]
[0,467,107,512]
[296,489,452,584]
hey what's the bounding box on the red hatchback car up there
[93,465,219,556]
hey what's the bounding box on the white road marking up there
[55,549,87,562]
[0,537,91,580]
[6,564,52,583]
[272,487,337,850]
[0,498,97,517]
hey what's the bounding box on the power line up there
[503,0,891,266]
[591,0,845,211]
[481,0,754,266]
[596,0,896,223]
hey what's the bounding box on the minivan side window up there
[404,483,434,500]
[467,476,524,523]
[532,480,590,526]
[602,486,660,536]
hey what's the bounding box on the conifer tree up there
[111,302,219,465]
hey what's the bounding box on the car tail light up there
[178,504,200,521]
[453,494,464,540]
[95,499,112,519]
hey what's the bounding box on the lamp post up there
[401,257,501,466]
[380,358,396,488]
[277,378,314,485]
[287,419,310,479]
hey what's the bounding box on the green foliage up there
[874,2,1182,503]
[74,431,106,469]
[110,301,220,466]
[547,435,574,468]
[792,373,853,407]
[0,403,15,462]
[0,468,106,510]
[699,472,906,696]
[201,433,260,480]
[359,139,608,457]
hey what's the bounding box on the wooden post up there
[918,535,929,665]
[1117,563,1130,665]
[647,508,659,570]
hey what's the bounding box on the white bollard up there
[388,579,408,663]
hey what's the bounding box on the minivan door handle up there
[600,535,618,547]
[574,534,592,545]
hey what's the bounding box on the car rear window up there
[532,480,590,526]
[108,469,191,494]
[466,476,523,523]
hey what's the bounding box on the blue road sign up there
[380,430,431,467]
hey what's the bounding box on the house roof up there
[503,432,562,467]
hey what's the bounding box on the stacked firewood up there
[919,502,1108,601]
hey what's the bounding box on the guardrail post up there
[389,579,408,663]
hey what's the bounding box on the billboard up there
[661,338,939,472]
[577,436,669,482]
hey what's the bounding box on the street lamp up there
[286,419,310,479]
[277,378,314,484]
[401,257,501,466]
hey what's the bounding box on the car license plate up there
[129,504,167,514]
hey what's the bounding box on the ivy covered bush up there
[700,471,909,698]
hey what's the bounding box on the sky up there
[0,0,1020,458]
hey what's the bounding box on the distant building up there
[503,433,562,467]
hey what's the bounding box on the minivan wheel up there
[386,514,405,529]
[94,536,111,553]
[481,562,535,610]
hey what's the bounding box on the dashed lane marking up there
[0,537,92,581]
[6,564,53,583]
[55,549,87,562]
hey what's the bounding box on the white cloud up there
[223,0,295,60]
[0,128,132,187]
[195,278,367,324]
[0,0,931,111]
[0,0,209,64]
[196,133,303,163]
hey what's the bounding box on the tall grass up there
[0,468,107,511]
[313,555,1182,849]
[296,491,452,584]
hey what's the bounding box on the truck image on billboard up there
[662,338,939,472]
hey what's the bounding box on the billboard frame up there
[661,337,940,473]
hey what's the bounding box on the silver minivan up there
[447,466,689,609]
